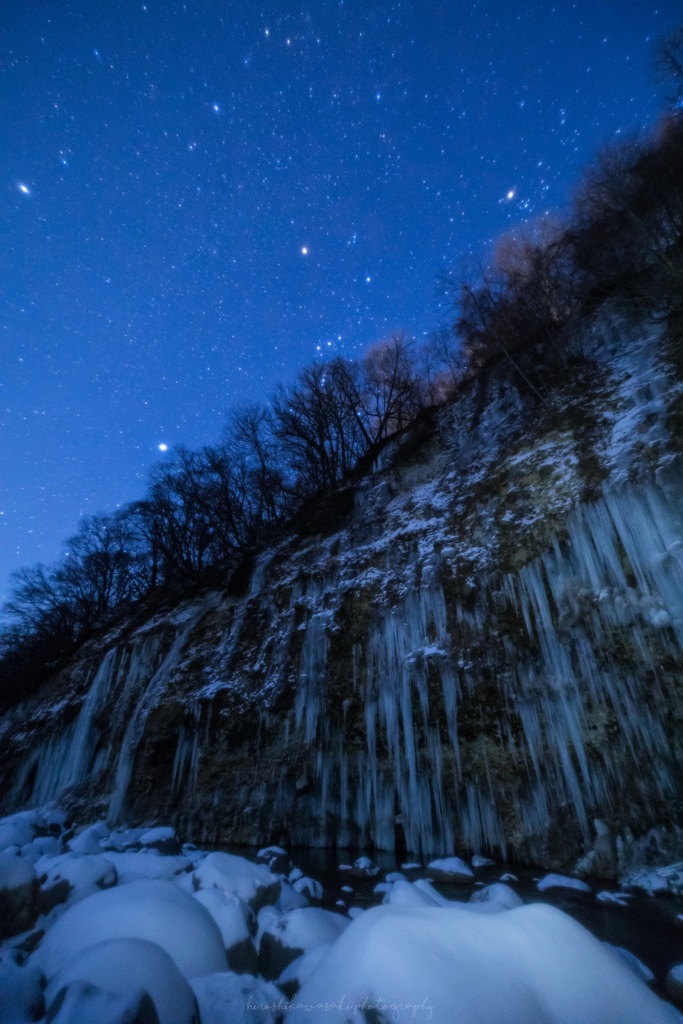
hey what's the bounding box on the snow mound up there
[192,889,252,949]
[468,883,523,912]
[257,906,348,953]
[99,850,191,884]
[427,856,474,882]
[44,979,158,1024]
[287,903,680,1024]
[292,876,323,900]
[37,852,116,893]
[0,953,45,1024]
[67,822,109,856]
[31,879,227,980]
[0,813,39,853]
[472,854,496,867]
[190,972,283,1024]
[139,827,176,847]
[44,937,197,1024]
[383,880,441,907]
[193,853,279,909]
[0,854,36,893]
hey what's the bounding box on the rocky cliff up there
[3,313,683,872]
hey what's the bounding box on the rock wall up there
[2,317,683,870]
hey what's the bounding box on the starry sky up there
[2,0,682,600]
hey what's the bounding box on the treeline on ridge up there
[2,27,683,708]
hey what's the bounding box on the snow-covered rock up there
[287,903,681,1023]
[0,814,39,854]
[19,836,62,864]
[43,979,158,1024]
[468,883,523,912]
[536,873,592,894]
[44,937,197,1024]
[136,826,180,855]
[37,852,117,894]
[190,972,283,1024]
[66,822,109,856]
[31,879,227,980]
[277,944,331,997]
[472,854,496,868]
[274,881,309,913]
[350,856,379,878]
[383,880,441,908]
[0,855,38,937]
[256,906,348,979]
[0,952,45,1024]
[427,856,474,883]
[193,853,280,911]
[255,847,291,877]
[292,876,322,900]
[99,850,191,884]
[192,889,255,973]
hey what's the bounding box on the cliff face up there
[3,314,683,871]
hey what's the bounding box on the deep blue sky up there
[2,0,681,599]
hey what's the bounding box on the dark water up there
[231,845,683,1003]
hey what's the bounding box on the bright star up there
[301,246,309,255]
[158,443,168,452]
[18,183,31,195]
[506,189,516,200]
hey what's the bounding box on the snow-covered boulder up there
[292,876,322,900]
[536,873,592,894]
[66,821,109,856]
[413,879,451,906]
[44,979,158,1024]
[0,854,38,937]
[0,951,45,1024]
[255,846,291,877]
[100,828,146,852]
[472,854,496,868]
[350,856,379,878]
[287,903,681,1023]
[19,836,62,864]
[256,906,348,979]
[31,879,227,980]
[44,938,197,1024]
[277,944,331,998]
[193,853,280,912]
[190,972,283,1024]
[37,852,117,894]
[0,814,39,853]
[99,850,191,884]
[192,889,256,973]
[468,882,523,912]
[275,881,309,913]
[138,827,180,855]
[383,880,441,908]
[427,856,474,883]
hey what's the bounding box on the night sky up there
[2,1,682,600]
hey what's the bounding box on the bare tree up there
[359,334,424,441]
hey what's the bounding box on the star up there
[300,246,309,255]
[157,443,168,452]
[18,183,31,195]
